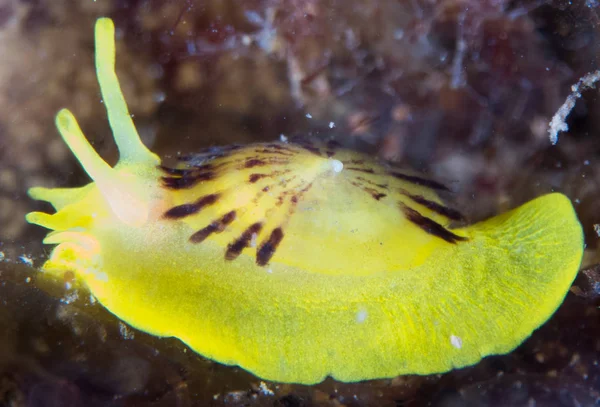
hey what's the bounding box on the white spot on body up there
[356,309,368,323]
[305,113,313,119]
[331,159,344,173]
[450,334,463,349]
[94,271,109,282]
[329,121,335,129]
[250,233,258,248]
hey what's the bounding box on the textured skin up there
[26,18,584,384]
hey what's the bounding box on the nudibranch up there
[27,18,584,385]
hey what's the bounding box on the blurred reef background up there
[0,0,599,406]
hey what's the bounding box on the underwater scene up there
[0,1,599,406]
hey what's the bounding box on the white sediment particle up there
[0,251,4,261]
[549,70,600,145]
[19,255,33,267]
[65,281,72,290]
[450,334,463,349]
[258,381,274,396]
[594,224,600,237]
[305,113,313,119]
[331,159,344,173]
[279,134,288,143]
[25,277,31,283]
[250,233,258,248]
[89,294,97,304]
[119,322,135,340]
[356,309,368,323]
[60,290,79,305]
[329,121,335,129]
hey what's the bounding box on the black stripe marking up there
[346,167,375,174]
[158,165,195,176]
[390,172,450,191]
[162,171,215,189]
[351,181,387,201]
[163,194,220,219]
[407,194,464,222]
[225,222,264,261]
[291,137,322,156]
[356,176,389,190]
[190,223,219,243]
[256,227,284,266]
[177,145,243,161]
[190,210,237,243]
[265,143,295,152]
[249,173,267,183]
[244,158,267,168]
[255,148,294,156]
[401,204,467,244]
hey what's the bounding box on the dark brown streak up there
[190,223,219,243]
[225,222,264,261]
[288,182,314,214]
[255,148,294,156]
[367,188,386,200]
[407,194,464,222]
[291,137,322,156]
[265,144,295,153]
[351,181,386,201]
[244,158,267,168]
[160,163,217,177]
[249,174,267,183]
[256,228,285,266]
[162,171,215,189]
[190,210,237,243]
[298,144,322,156]
[158,165,194,176]
[349,159,365,165]
[400,204,467,244]
[163,194,220,219]
[176,144,243,163]
[390,172,450,191]
[248,169,292,184]
[346,167,375,174]
[356,176,389,190]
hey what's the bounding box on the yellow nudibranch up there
[27,18,584,385]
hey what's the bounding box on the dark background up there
[0,0,599,406]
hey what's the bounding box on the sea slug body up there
[26,18,584,384]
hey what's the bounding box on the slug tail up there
[94,17,159,167]
[459,192,583,352]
